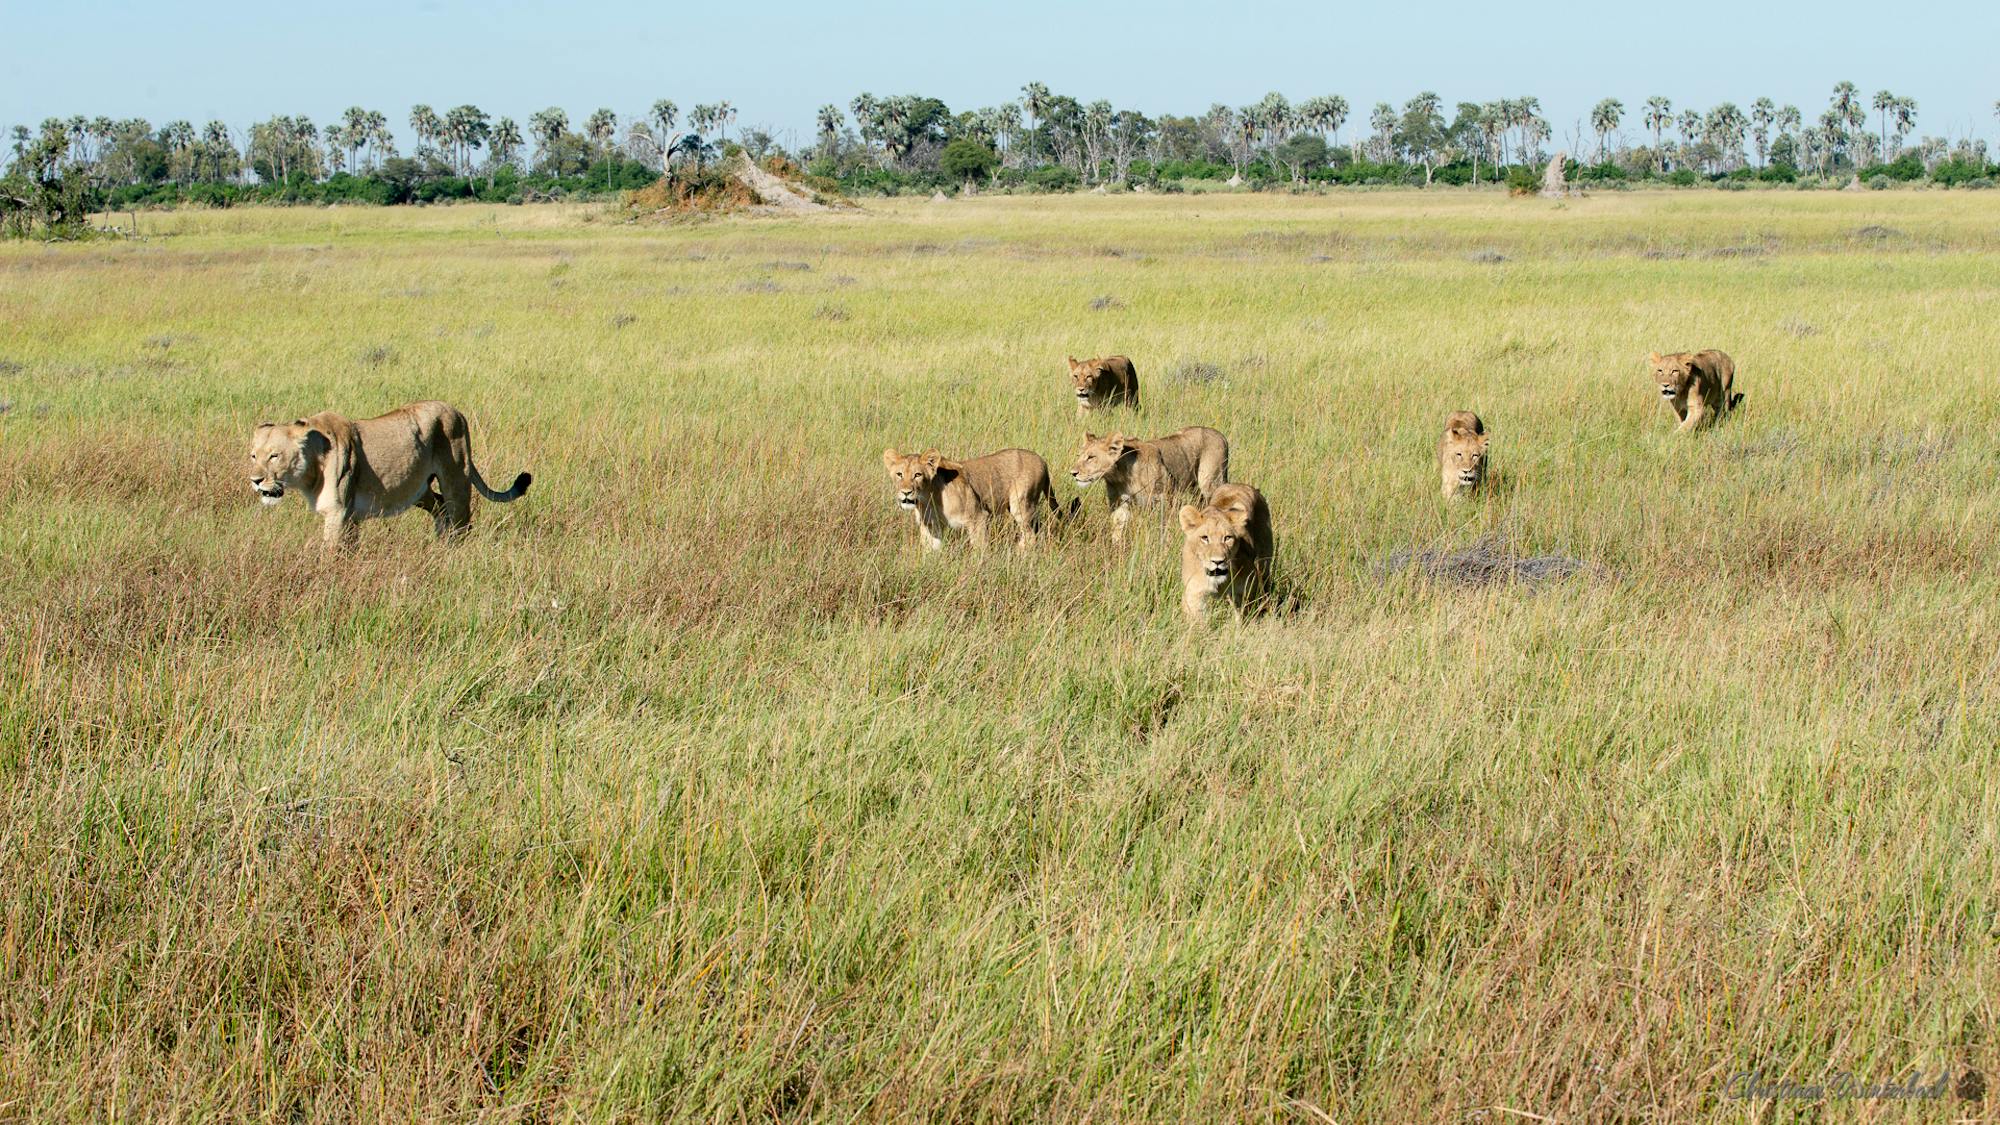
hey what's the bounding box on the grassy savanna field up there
[4,190,2000,1120]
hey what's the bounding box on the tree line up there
[6,83,1999,229]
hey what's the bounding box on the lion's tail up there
[1048,488,1079,523]
[1729,392,1744,411]
[471,463,533,503]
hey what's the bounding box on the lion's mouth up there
[1204,563,1229,580]
[897,494,916,509]
[1071,473,1097,487]
[253,482,284,503]
[1458,471,1479,485]
[1659,386,1676,398]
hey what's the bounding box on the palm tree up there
[1829,82,1862,164]
[443,105,489,175]
[1643,97,1672,170]
[1021,82,1050,163]
[201,120,234,182]
[815,104,843,163]
[339,107,368,173]
[323,125,347,175]
[1872,90,1895,161]
[1749,99,1774,167]
[1892,98,1917,157]
[409,105,440,159]
[714,101,736,144]
[1253,92,1293,166]
[1590,98,1622,164]
[490,117,523,171]
[650,101,680,170]
[584,109,617,178]
[1708,103,1746,171]
[848,93,879,165]
[1299,94,1349,149]
[160,119,193,182]
[1475,103,1505,180]
[528,107,567,172]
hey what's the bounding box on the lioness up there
[881,446,1061,552]
[1438,411,1490,500]
[1070,426,1229,543]
[1178,483,1273,623]
[1649,350,1742,431]
[247,401,531,551]
[1067,355,1140,415]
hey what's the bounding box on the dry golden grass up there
[3,190,1999,1120]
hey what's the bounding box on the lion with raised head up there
[1179,483,1273,623]
[1067,355,1140,415]
[1070,426,1228,543]
[1649,350,1741,431]
[1438,411,1490,499]
[881,446,1061,553]
[247,401,531,551]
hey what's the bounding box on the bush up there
[1757,164,1797,183]
[1866,175,1891,191]
[940,139,998,182]
[1877,153,1926,181]
[1504,165,1540,194]
[1027,166,1080,193]
[1963,177,1995,191]
[1931,159,1986,187]
[1667,169,1700,187]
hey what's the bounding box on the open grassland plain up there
[4,192,2000,1120]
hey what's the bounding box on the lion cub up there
[1067,355,1140,415]
[881,447,1060,553]
[1178,483,1273,623]
[1649,350,1742,432]
[1070,426,1229,543]
[1438,411,1490,499]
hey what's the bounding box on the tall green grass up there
[2,192,1997,1119]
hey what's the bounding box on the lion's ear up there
[1647,352,1662,364]
[255,420,275,430]
[1083,431,1098,443]
[920,450,941,471]
[1178,505,1203,531]
[1067,355,1079,367]
[882,447,900,467]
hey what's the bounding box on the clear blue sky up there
[6,0,1997,148]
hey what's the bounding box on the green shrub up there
[940,139,998,182]
[1931,159,1986,187]
[1027,166,1080,192]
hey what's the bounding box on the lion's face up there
[247,422,318,505]
[1441,429,1488,489]
[1068,357,1107,406]
[881,448,943,509]
[1070,432,1130,486]
[1180,505,1238,591]
[1650,353,1693,401]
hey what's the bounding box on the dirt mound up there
[626,153,851,220]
